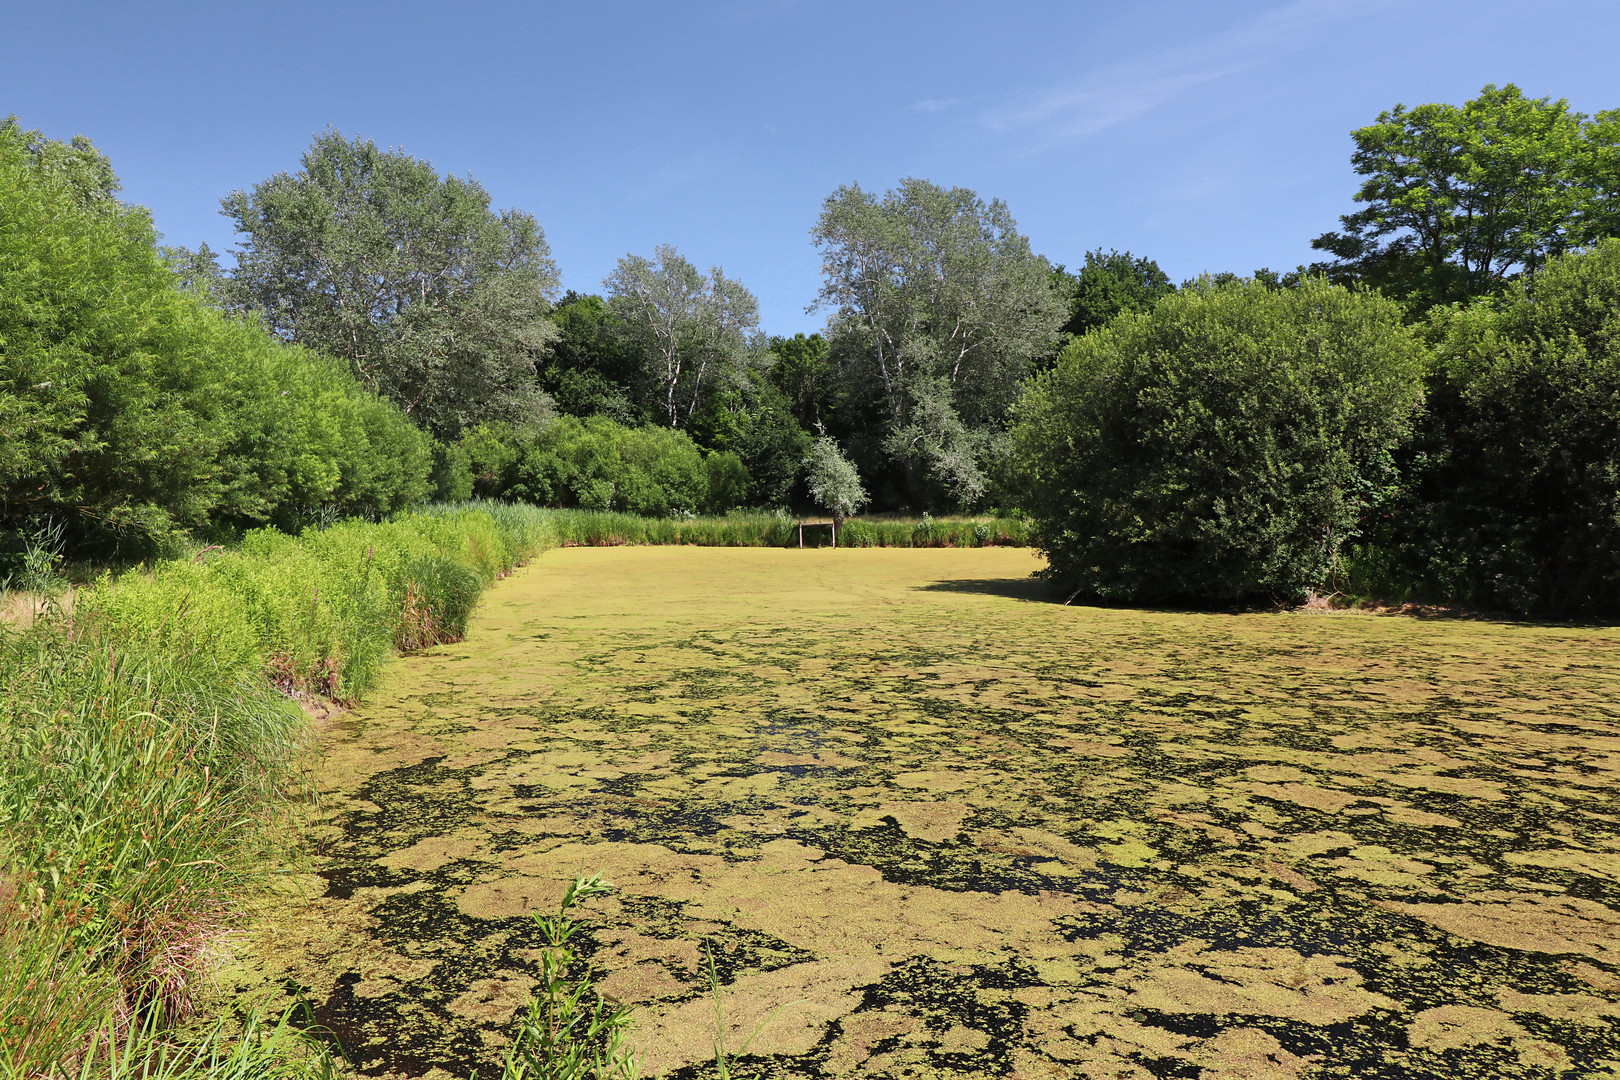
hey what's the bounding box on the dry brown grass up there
[0,586,74,627]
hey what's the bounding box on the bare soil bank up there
[223,547,1620,1078]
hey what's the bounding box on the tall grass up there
[0,504,557,1077]
[530,507,1029,549]
[0,627,312,1075]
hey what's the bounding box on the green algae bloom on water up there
[223,547,1620,1078]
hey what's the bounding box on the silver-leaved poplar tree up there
[219,129,560,439]
[804,435,868,527]
[810,178,1066,508]
[604,244,759,429]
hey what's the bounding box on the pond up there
[223,547,1620,1078]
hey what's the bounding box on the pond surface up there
[226,547,1620,1079]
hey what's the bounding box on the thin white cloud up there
[981,0,1394,143]
[908,97,963,115]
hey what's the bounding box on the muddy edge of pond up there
[220,547,1620,1079]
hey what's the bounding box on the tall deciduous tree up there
[220,129,559,438]
[604,244,759,429]
[810,178,1065,507]
[1053,249,1174,338]
[1311,84,1620,309]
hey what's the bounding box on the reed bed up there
[0,505,556,1077]
[533,507,1029,549]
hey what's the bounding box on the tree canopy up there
[604,245,759,430]
[1012,276,1426,604]
[1052,249,1174,338]
[811,178,1066,507]
[220,129,560,438]
[1312,84,1620,309]
[1375,241,1620,614]
[0,119,430,550]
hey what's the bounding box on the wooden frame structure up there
[797,519,836,548]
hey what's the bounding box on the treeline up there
[4,82,1620,612]
[0,120,432,554]
[1013,85,1620,615]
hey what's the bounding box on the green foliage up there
[766,333,835,432]
[542,293,644,423]
[0,119,432,555]
[803,436,868,525]
[812,178,1067,507]
[1051,249,1175,339]
[500,875,639,1080]
[460,416,751,517]
[1312,84,1620,309]
[604,245,760,431]
[703,452,751,515]
[1012,276,1426,604]
[0,118,235,545]
[214,334,434,534]
[1373,242,1620,613]
[687,375,812,509]
[221,128,560,439]
[432,440,476,504]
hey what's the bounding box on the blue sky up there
[7,1,1618,334]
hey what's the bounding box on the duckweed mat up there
[226,547,1620,1078]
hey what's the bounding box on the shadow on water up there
[914,577,1058,603]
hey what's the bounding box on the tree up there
[686,366,811,509]
[1377,241,1620,614]
[0,120,430,550]
[1011,276,1426,605]
[767,333,835,431]
[220,129,559,438]
[604,245,759,429]
[1052,249,1174,338]
[1311,84,1620,309]
[810,178,1066,508]
[161,241,225,301]
[804,435,868,527]
[542,292,643,423]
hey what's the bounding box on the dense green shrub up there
[1370,242,1620,613]
[703,451,751,513]
[459,416,751,516]
[216,333,433,533]
[0,119,432,555]
[1011,276,1426,604]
